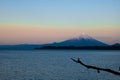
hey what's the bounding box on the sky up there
[0,0,120,45]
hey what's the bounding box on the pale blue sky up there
[0,0,120,25]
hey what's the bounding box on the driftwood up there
[71,58,120,76]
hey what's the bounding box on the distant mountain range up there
[0,35,120,50]
[112,43,120,47]
[46,35,108,46]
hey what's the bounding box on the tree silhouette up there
[71,58,120,76]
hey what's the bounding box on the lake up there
[0,50,120,80]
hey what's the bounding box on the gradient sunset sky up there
[0,0,120,45]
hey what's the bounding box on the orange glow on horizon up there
[0,23,120,44]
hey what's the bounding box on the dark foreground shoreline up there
[35,46,120,50]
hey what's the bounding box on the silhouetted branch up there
[71,58,120,76]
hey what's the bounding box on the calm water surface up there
[0,50,120,80]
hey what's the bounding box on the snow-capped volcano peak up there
[74,34,93,40]
[65,34,95,42]
[50,34,108,46]
[78,34,93,40]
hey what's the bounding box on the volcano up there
[49,35,108,46]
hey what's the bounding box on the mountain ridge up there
[47,35,108,47]
[0,35,120,50]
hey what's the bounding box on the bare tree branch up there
[71,58,120,76]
